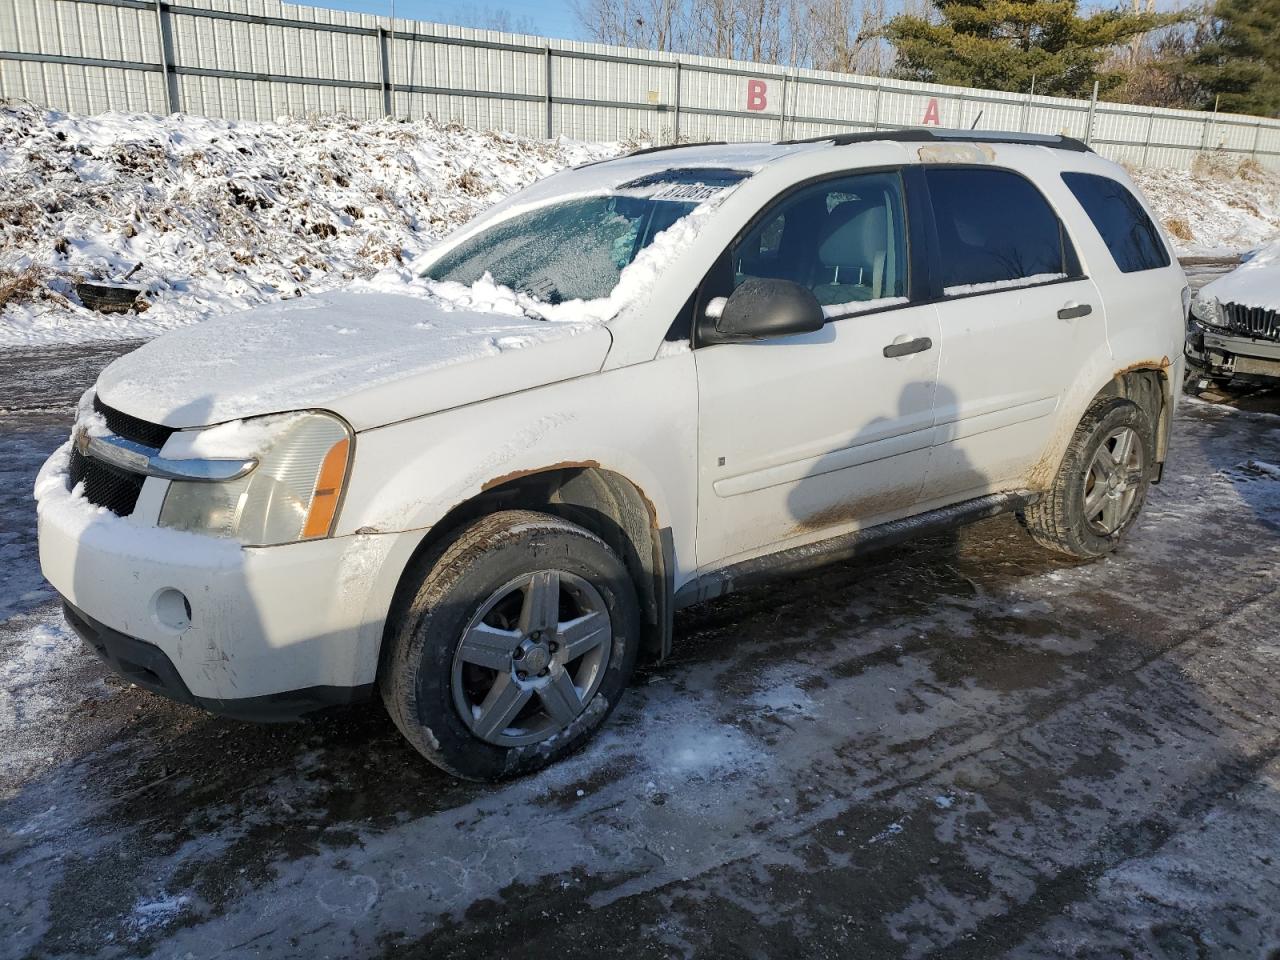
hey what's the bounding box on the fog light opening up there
[154,588,192,632]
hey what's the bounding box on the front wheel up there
[1019,397,1156,559]
[380,510,640,780]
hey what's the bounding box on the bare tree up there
[800,0,889,75]
[573,0,900,74]
[573,0,691,50]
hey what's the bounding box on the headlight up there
[158,411,352,546]
[1190,295,1224,328]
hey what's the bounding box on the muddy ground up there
[2,265,1280,959]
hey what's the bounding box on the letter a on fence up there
[922,98,940,125]
[746,80,768,112]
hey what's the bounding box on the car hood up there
[94,291,612,431]
[1199,240,1280,310]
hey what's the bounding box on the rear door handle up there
[1058,302,1093,320]
[883,336,933,358]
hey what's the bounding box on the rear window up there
[1062,172,1170,273]
[926,168,1078,294]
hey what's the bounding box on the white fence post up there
[377,27,392,117]
[543,46,553,139]
[1201,94,1220,154]
[779,73,789,140]
[1084,80,1098,145]
[1141,109,1155,166]
[152,0,177,114]
[672,60,681,143]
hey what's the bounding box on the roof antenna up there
[970,110,983,130]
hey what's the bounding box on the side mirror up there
[702,278,825,344]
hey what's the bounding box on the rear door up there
[692,169,942,568]
[916,165,1108,505]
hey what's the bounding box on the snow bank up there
[0,104,613,346]
[1132,160,1280,257]
[2,98,1278,349]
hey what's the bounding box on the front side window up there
[926,167,1078,295]
[1062,172,1170,273]
[730,171,909,315]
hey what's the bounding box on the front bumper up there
[1186,323,1280,381]
[37,443,410,709]
[63,600,371,721]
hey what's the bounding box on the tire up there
[1019,396,1156,560]
[380,509,641,780]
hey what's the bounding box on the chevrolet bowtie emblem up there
[73,427,90,456]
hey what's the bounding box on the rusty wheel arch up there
[1095,362,1172,469]
[380,466,673,675]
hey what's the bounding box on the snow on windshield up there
[359,169,746,324]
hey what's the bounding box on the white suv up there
[37,130,1187,779]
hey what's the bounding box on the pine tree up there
[1184,0,1280,115]
[884,0,1171,99]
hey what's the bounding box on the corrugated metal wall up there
[2,0,1278,171]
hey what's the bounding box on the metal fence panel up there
[2,0,1279,171]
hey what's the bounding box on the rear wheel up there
[1019,397,1156,559]
[380,510,640,780]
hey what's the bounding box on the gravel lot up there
[2,265,1279,959]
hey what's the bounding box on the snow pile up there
[2,97,1278,349]
[1196,238,1280,309]
[0,103,614,346]
[1132,160,1280,257]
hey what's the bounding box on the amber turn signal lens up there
[302,437,350,539]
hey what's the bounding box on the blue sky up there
[302,0,582,40]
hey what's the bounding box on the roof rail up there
[572,139,730,169]
[624,141,729,158]
[782,128,1092,153]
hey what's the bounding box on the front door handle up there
[1058,302,1093,320]
[883,336,933,358]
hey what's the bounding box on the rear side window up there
[925,167,1077,294]
[1062,172,1170,273]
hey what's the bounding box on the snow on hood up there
[92,180,729,433]
[93,291,610,431]
[1199,239,1280,310]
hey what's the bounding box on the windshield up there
[423,168,749,304]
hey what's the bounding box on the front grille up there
[68,447,146,516]
[1222,302,1280,343]
[68,396,172,517]
[94,395,175,448]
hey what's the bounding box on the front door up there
[692,169,941,569]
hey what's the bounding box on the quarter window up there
[730,171,909,315]
[926,168,1078,294]
[1062,172,1170,273]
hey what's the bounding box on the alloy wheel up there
[450,570,612,747]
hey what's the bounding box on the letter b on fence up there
[746,80,768,112]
